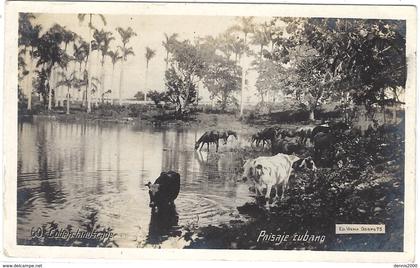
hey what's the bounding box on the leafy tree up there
[147,90,167,108]
[202,56,241,111]
[300,18,406,121]
[255,59,289,105]
[164,40,205,115]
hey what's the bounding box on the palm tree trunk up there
[48,64,55,111]
[119,61,124,105]
[239,54,246,117]
[144,62,148,102]
[111,64,115,104]
[55,74,60,107]
[66,86,70,115]
[26,48,33,111]
[87,14,93,113]
[82,60,88,107]
[239,33,248,117]
[101,59,106,103]
[23,48,30,104]
[94,51,100,107]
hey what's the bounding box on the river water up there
[17,118,254,248]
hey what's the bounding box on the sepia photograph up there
[3,1,416,262]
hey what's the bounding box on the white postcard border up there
[3,1,416,262]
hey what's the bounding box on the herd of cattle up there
[146,119,403,210]
[195,121,352,164]
[192,121,368,207]
[147,121,358,210]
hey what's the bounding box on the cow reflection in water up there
[146,204,180,244]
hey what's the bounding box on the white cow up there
[242,153,316,206]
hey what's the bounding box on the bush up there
[148,90,168,108]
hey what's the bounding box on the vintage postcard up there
[3,1,416,262]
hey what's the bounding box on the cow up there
[313,132,336,164]
[310,125,331,142]
[329,121,351,133]
[251,127,278,148]
[145,171,181,212]
[251,133,262,147]
[277,129,297,139]
[295,126,315,145]
[251,132,269,148]
[271,136,305,155]
[219,130,238,145]
[241,153,316,207]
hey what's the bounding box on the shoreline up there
[18,111,267,134]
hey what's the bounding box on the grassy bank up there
[182,125,405,251]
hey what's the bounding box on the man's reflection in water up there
[146,204,180,244]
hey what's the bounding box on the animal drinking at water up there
[145,171,180,211]
[251,127,278,148]
[195,130,237,152]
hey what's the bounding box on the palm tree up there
[73,39,89,104]
[231,37,245,64]
[77,13,107,113]
[56,29,76,107]
[18,13,41,111]
[144,47,156,101]
[116,27,137,105]
[229,16,255,116]
[162,33,178,71]
[217,31,236,60]
[57,70,77,114]
[93,29,114,103]
[106,49,122,103]
[35,24,69,111]
[251,23,271,61]
[252,23,271,104]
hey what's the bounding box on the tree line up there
[19,14,406,121]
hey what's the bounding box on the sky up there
[33,13,269,102]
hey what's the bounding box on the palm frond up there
[77,14,86,23]
[98,14,107,26]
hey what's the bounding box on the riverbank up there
[20,109,269,134]
[184,163,404,251]
[182,126,405,251]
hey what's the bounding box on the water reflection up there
[147,205,180,245]
[17,118,253,247]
